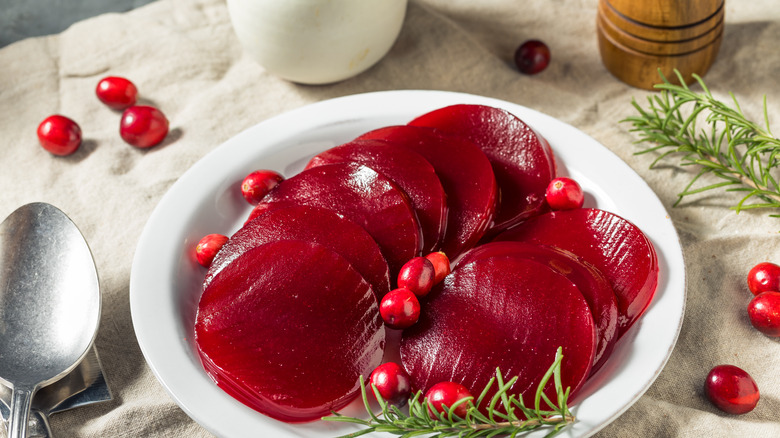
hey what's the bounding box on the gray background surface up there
[0,0,157,47]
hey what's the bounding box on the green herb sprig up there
[323,347,574,438]
[622,70,780,216]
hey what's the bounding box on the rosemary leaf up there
[323,347,575,438]
[622,70,780,215]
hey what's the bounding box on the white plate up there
[129,90,685,438]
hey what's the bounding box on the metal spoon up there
[0,203,101,438]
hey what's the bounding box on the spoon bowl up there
[0,203,100,437]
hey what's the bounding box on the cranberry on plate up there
[425,381,473,418]
[241,170,284,205]
[195,234,228,267]
[369,362,412,407]
[425,251,451,285]
[398,257,435,297]
[546,177,584,210]
[37,115,81,156]
[379,288,421,329]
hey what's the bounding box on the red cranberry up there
[397,257,435,297]
[96,76,138,110]
[545,177,584,210]
[747,262,780,295]
[241,170,284,205]
[748,291,780,337]
[379,288,420,329]
[120,105,169,148]
[37,115,81,156]
[195,234,228,267]
[369,362,412,407]
[704,365,759,415]
[425,251,451,285]
[425,381,473,418]
[514,39,550,75]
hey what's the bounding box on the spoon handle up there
[8,387,33,438]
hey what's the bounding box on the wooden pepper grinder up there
[597,0,724,90]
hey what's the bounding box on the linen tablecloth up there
[1,0,779,436]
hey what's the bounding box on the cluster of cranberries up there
[704,261,780,415]
[379,252,450,330]
[36,76,169,156]
[369,358,473,418]
[194,169,285,267]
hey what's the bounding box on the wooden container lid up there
[599,0,724,42]
[608,0,723,28]
[597,19,723,90]
[598,11,723,56]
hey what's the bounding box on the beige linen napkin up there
[0,0,779,436]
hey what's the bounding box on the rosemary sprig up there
[323,347,575,438]
[622,70,780,217]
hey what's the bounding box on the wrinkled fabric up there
[0,0,779,436]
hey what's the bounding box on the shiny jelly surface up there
[357,125,497,258]
[456,241,618,376]
[195,240,385,422]
[205,205,391,298]
[409,104,554,233]
[306,139,447,253]
[494,208,659,337]
[401,256,596,408]
[251,162,421,274]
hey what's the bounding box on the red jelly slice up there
[401,256,595,408]
[409,104,555,233]
[493,208,659,337]
[356,125,496,258]
[205,205,391,298]
[195,240,385,423]
[251,162,421,274]
[306,139,447,253]
[456,241,618,375]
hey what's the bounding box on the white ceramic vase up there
[227,0,408,85]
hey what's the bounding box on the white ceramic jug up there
[227,0,408,84]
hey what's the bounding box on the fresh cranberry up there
[368,362,412,407]
[425,381,473,418]
[704,365,759,415]
[37,115,81,156]
[241,170,284,205]
[514,40,550,75]
[545,177,584,210]
[96,76,138,110]
[748,291,780,337]
[195,234,229,267]
[747,262,780,295]
[120,105,169,148]
[397,257,435,297]
[379,288,420,329]
[425,252,451,285]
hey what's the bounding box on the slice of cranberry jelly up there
[401,256,595,409]
[206,205,391,298]
[356,125,496,258]
[493,208,659,337]
[250,161,421,275]
[306,139,447,253]
[195,240,385,422]
[409,104,555,233]
[456,241,618,375]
